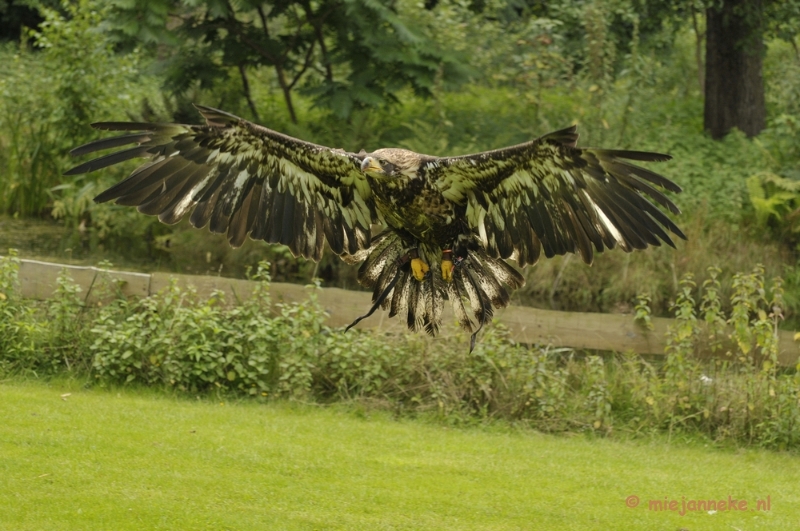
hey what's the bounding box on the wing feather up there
[430,127,684,265]
[68,105,378,259]
[227,183,256,248]
[191,187,222,229]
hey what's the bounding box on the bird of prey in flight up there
[68,105,684,349]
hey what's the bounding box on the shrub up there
[0,250,90,374]
[0,1,169,265]
[1,251,799,449]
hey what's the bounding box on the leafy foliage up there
[106,0,469,121]
[0,0,171,265]
[2,251,800,449]
[0,0,161,216]
[0,251,91,374]
[1,0,800,323]
[747,171,800,248]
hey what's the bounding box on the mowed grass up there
[1,380,798,531]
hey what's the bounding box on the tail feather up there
[467,256,509,308]
[424,273,444,336]
[461,266,494,352]
[458,264,485,325]
[407,279,424,332]
[373,257,399,308]
[447,280,475,331]
[358,233,399,284]
[350,232,523,345]
[460,265,494,324]
[482,255,525,289]
[389,268,411,318]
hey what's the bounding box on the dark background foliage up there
[1,0,800,322]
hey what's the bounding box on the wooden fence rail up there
[12,258,800,367]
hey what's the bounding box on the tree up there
[107,0,468,123]
[703,0,766,139]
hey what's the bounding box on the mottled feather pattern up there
[389,269,412,319]
[430,126,685,267]
[424,273,445,336]
[358,232,401,286]
[69,105,377,259]
[446,280,474,331]
[70,108,684,349]
[353,234,518,337]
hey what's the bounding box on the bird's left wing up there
[428,126,685,266]
[66,105,377,260]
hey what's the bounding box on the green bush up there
[1,251,799,449]
[0,250,91,374]
[0,1,169,264]
[4,1,800,321]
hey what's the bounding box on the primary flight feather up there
[68,105,685,349]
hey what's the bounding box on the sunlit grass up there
[1,378,798,530]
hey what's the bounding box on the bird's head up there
[360,155,395,180]
[360,148,420,181]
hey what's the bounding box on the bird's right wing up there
[66,105,378,260]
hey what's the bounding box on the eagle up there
[67,105,685,350]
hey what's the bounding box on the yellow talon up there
[441,259,454,282]
[411,257,429,281]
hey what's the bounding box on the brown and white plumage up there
[67,106,375,259]
[429,126,684,266]
[68,105,685,349]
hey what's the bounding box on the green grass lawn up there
[1,380,798,530]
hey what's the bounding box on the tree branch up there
[256,5,270,40]
[288,41,316,90]
[238,64,260,121]
[216,10,297,123]
[301,0,336,83]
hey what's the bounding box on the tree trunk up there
[703,0,766,139]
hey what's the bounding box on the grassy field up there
[1,379,798,531]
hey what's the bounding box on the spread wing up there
[66,105,378,260]
[428,126,685,266]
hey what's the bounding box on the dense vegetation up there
[2,252,799,449]
[1,1,800,450]
[1,0,800,321]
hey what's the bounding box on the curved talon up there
[411,257,429,281]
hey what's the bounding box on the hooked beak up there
[360,157,383,176]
